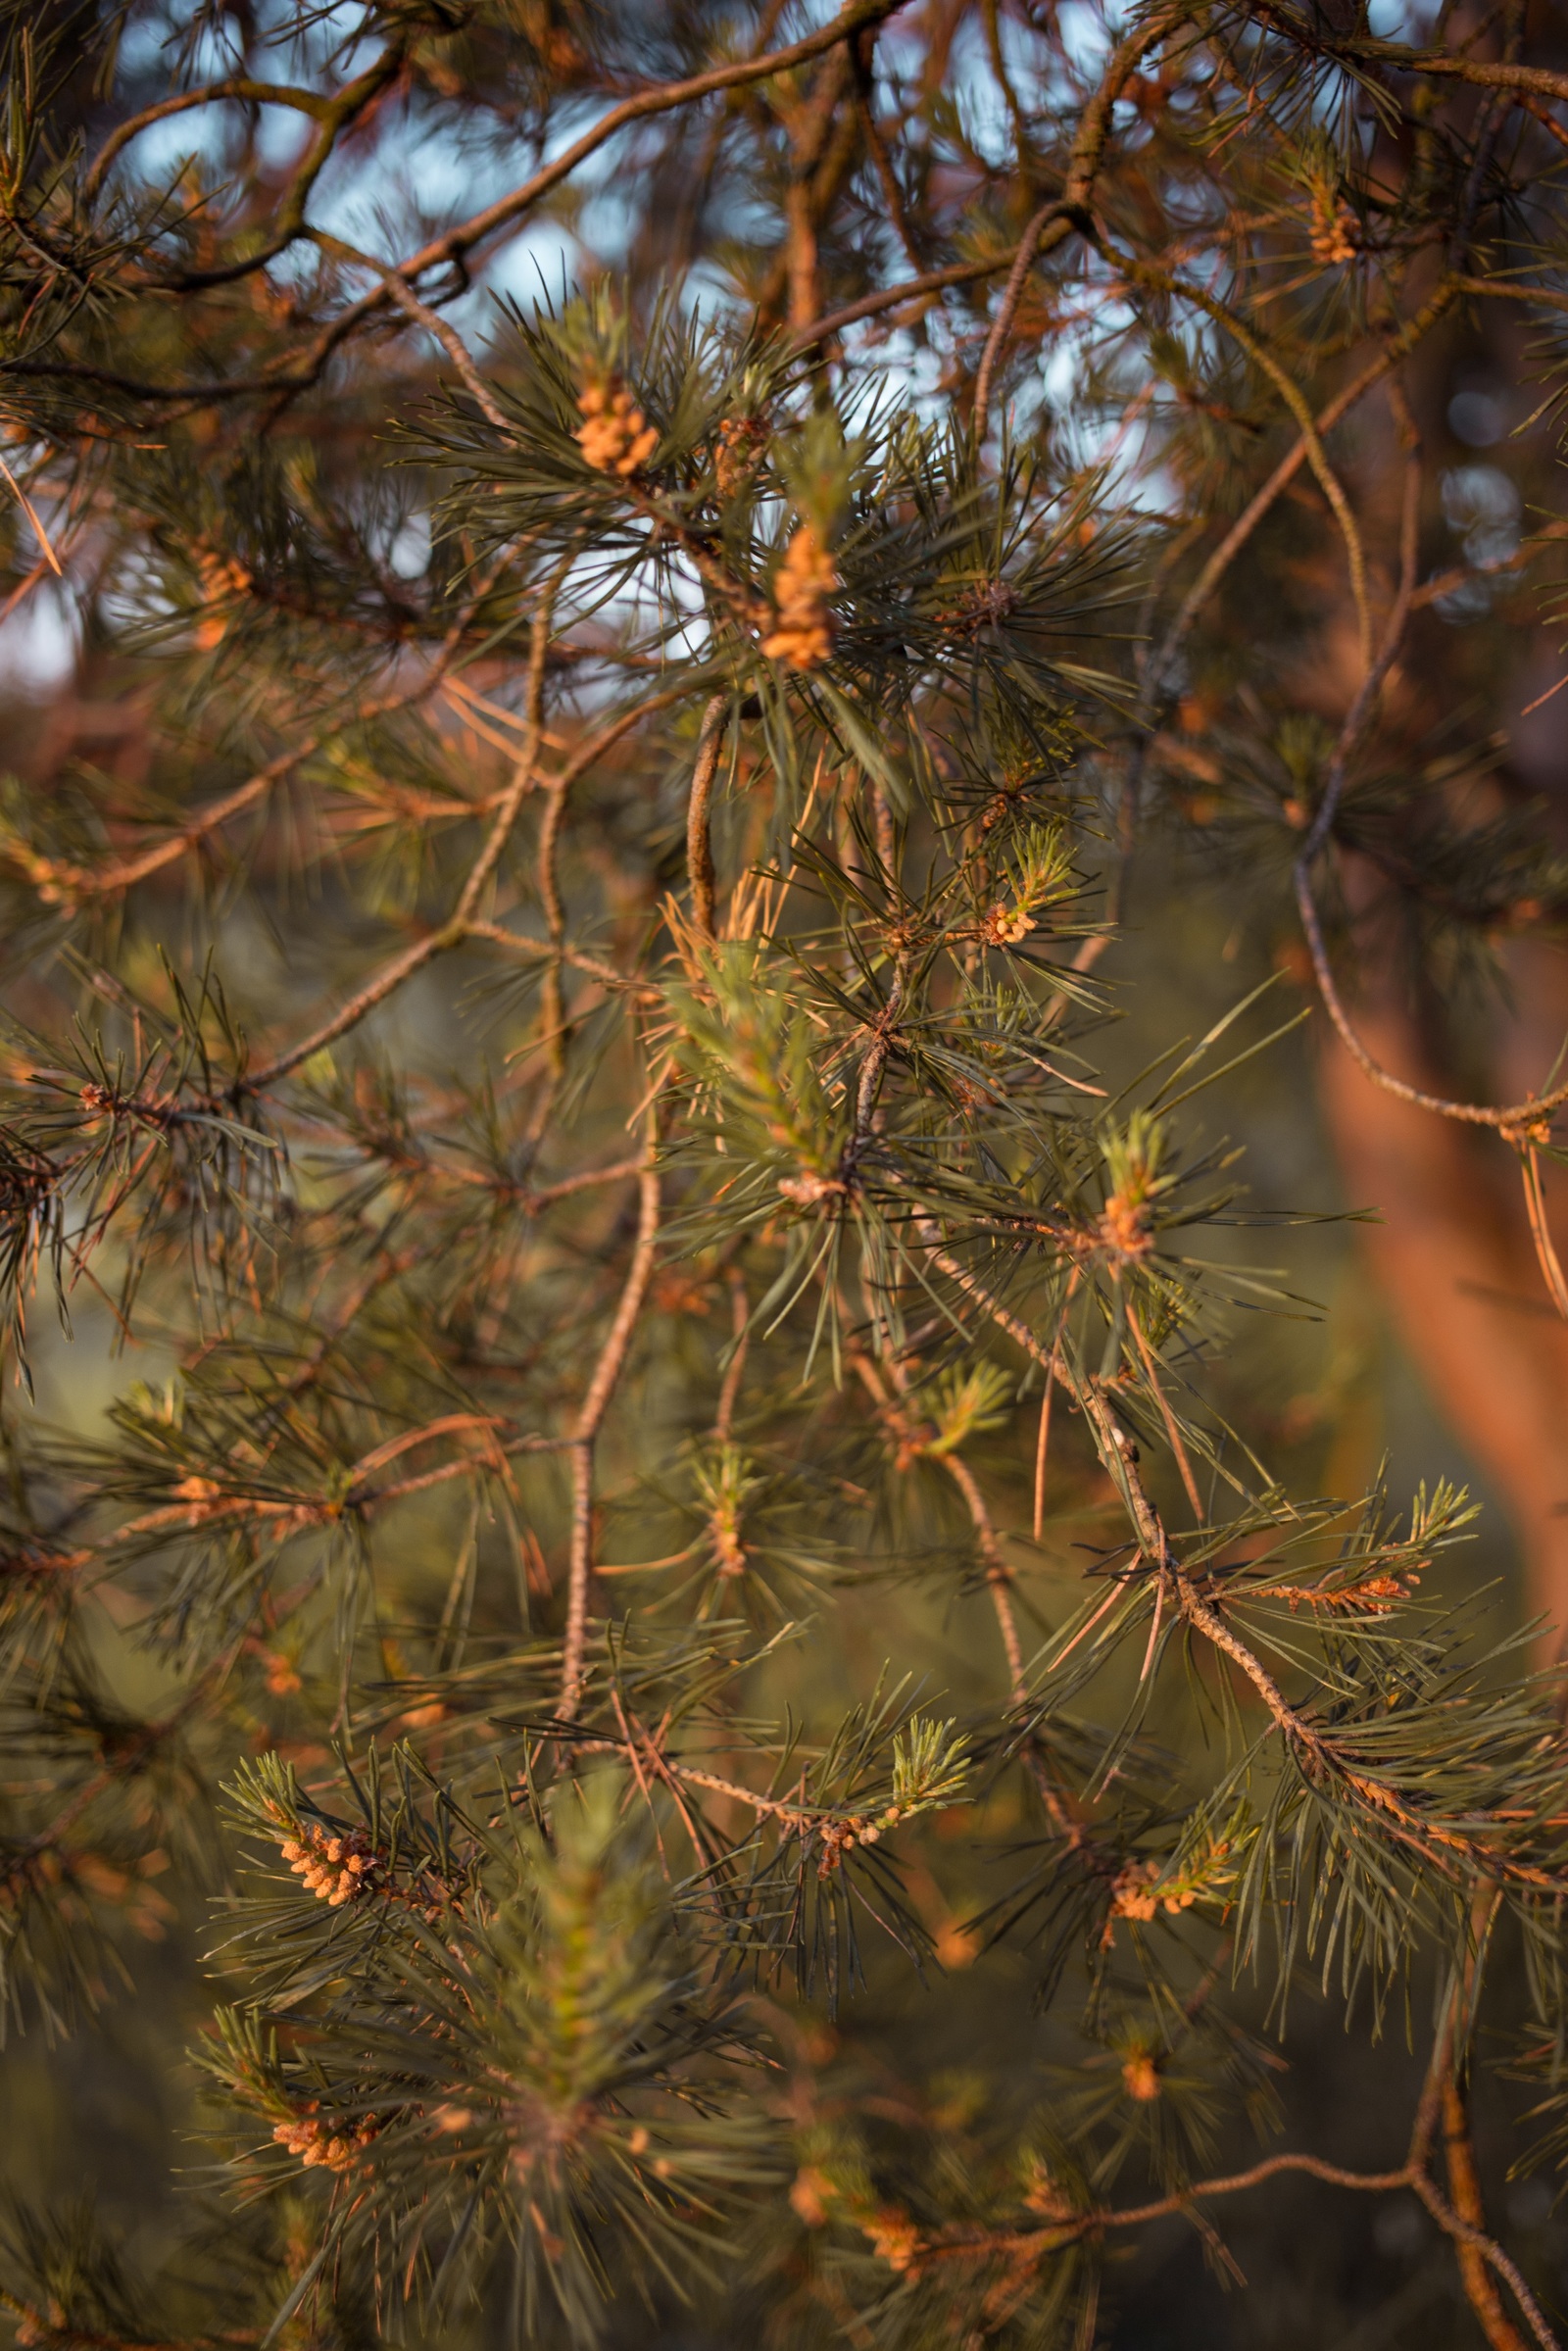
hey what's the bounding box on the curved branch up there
[792,250,1025,347]
[972,4,1187,440]
[82,79,334,207]
[342,0,911,304]
[1411,2170,1560,2351]
[123,47,405,294]
[18,7,907,405]
[921,2144,1559,2351]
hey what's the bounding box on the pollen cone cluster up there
[761,523,837,670]
[279,1822,380,1906]
[273,2108,378,2171]
[576,379,659,476]
[1308,182,1357,264]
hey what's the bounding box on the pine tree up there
[8,1,1568,2344]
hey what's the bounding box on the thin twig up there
[942,1445,1028,1705]
[1033,1265,1079,1541]
[558,1144,662,1719]
[686,694,730,939]
[367,262,512,434]
[0,450,61,574]
[1521,1147,1568,1321]
[714,1264,750,1442]
[1127,1304,1203,1520]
